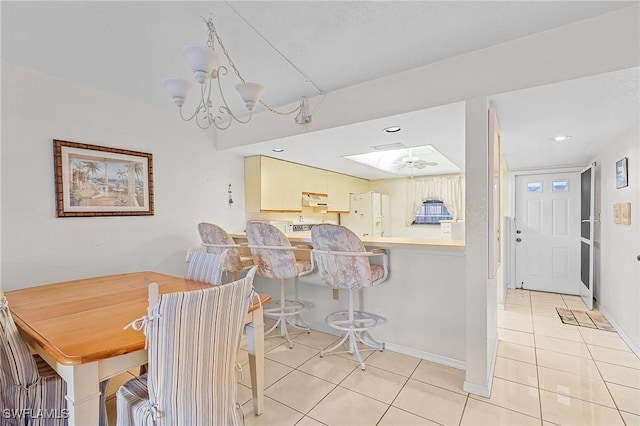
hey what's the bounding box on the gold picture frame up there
[53,139,154,217]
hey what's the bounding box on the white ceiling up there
[2,1,638,179]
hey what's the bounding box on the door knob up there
[516,238,522,242]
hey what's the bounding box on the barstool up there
[198,222,254,281]
[246,222,314,348]
[311,223,389,370]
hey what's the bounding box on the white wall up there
[1,62,247,290]
[593,128,640,354]
[464,97,497,397]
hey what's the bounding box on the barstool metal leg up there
[319,288,382,370]
[263,278,307,348]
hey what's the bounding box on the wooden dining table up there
[4,271,270,426]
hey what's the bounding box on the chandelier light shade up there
[163,78,193,107]
[165,14,311,131]
[182,44,220,83]
[235,82,265,111]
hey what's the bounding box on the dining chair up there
[116,267,257,426]
[311,224,389,370]
[184,247,227,285]
[198,222,254,281]
[245,221,314,348]
[0,296,109,426]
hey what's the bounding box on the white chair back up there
[118,267,257,425]
[184,249,227,285]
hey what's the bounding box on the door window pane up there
[552,180,569,192]
[527,182,542,193]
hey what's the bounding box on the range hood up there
[302,193,329,207]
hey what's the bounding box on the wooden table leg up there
[245,306,265,415]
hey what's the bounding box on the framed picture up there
[613,204,621,224]
[53,139,154,217]
[616,157,628,189]
[620,202,631,225]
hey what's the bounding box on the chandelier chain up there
[204,16,302,117]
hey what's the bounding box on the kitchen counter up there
[229,229,467,366]
[229,232,465,251]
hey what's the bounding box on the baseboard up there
[595,303,640,358]
[463,380,491,397]
[462,335,498,398]
[384,342,465,370]
[299,322,466,370]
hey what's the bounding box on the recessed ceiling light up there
[383,126,402,133]
[272,148,284,152]
[552,135,572,141]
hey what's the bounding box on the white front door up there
[515,172,581,294]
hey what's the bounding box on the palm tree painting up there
[80,161,101,182]
[55,139,153,216]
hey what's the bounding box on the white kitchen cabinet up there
[245,156,367,213]
[245,156,302,212]
[349,177,369,194]
[327,172,350,212]
[302,166,328,194]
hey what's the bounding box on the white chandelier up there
[164,15,310,130]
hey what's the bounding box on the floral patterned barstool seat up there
[246,222,315,348]
[198,222,254,281]
[311,224,389,370]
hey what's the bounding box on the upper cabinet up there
[349,176,369,195]
[244,156,369,213]
[245,156,302,212]
[301,166,328,194]
[327,172,350,212]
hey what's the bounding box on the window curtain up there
[406,175,465,225]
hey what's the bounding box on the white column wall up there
[463,97,498,396]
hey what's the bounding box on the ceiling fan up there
[392,150,438,170]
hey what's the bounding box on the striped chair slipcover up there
[0,297,109,426]
[116,267,257,426]
[184,249,226,285]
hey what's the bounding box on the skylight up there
[344,145,461,177]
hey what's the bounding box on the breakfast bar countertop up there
[229,232,465,251]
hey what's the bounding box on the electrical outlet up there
[332,288,339,300]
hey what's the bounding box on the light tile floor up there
[106,289,640,425]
